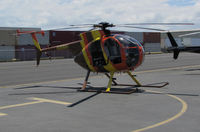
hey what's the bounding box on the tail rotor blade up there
[166,32,180,59]
[173,49,180,60]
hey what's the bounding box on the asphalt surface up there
[0,53,200,86]
[0,53,200,132]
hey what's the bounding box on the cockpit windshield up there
[115,35,144,67]
[115,35,142,47]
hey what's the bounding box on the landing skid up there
[79,70,169,94]
[114,82,169,88]
[78,82,168,94]
[78,87,141,94]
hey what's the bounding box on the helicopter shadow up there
[10,84,198,107]
[185,68,200,71]
[183,68,200,76]
[10,85,82,96]
[11,84,142,107]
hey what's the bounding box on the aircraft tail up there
[166,32,180,59]
[17,30,44,65]
[17,30,83,66]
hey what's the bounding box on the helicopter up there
[17,22,192,93]
[167,31,200,59]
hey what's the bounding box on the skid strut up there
[127,71,141,86]
[81,70,90,90]
[105,73,118,85]
[79,71,169,94]
[105,72,114,92]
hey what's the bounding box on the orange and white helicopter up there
[17,22,192,94]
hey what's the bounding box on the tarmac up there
[0,53,200,132]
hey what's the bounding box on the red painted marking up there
[31,33,38,43]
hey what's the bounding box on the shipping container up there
[15,45,50,61]
[17,31,49,45]
[144,43,161,52]
[15,45,38,61]
[49,31,82,58]
[0,46,15,61]
[143,32,160,43]
[50,31,82,45]
[48,49,74,58]
[15,45,73,61]
[124,32,143,43]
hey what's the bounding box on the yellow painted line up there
[0,113,7,116]
[132,90,188,132]
[0,101,44,110]
[1,64,200,89]
[0,77,84,89]
[0,98,71,117]
[29,97,72,105]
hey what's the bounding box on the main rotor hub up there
[93,22,115,31]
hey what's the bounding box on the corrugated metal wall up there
[124,32,143,43]
[15,45,49,61]
[0,30,16,46]
[143,32,161,52]
[182,38,200,46]
[0,46,15,61]
[0,27,42,61]
[144,43,161,52]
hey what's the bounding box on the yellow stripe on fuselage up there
[80,35,86,48]
[32,39,41,51]
[80,32,95,71]
[80,30,117,72]
[91,30,116,72]
[101,47,116,72]
[91,30,101,40]
[82,47,95,72]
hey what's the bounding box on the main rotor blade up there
[69,24,94,26]
[117,25,166,31]
[118,23,194,25]
[179,31,200,37]
[49,25,93,31]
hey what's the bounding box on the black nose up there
[74,52,89,70]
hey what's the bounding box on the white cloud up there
[0,0,199,31]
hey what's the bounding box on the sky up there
[0,0,200,31]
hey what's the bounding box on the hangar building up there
[0,27,199,61]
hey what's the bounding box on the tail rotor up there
[166,32,180,59]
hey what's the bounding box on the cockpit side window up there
[115,36,138,47]
[128,37,143,47]
[104,38,121,64]
[89,40,106,66]
[115,35,142,67]
[115,35,143,48]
